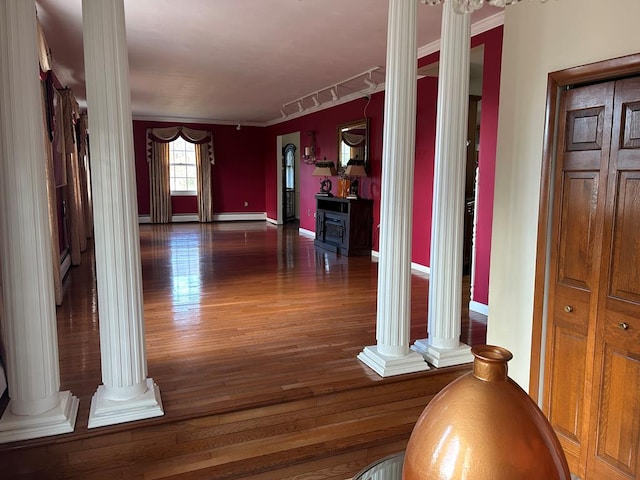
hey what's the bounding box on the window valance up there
[146,126,215,165]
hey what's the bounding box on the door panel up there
[586,76,640,480]
[544,81,614,476]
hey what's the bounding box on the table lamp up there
[312,160,337,196]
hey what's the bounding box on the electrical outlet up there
[307,209,311,216]
[313,211,316,218]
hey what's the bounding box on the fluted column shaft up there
[428,1,470,349]
[0,0,77,442]
[83,0,163,427]
[411,0,474,367]
[376,0,418,357]
[358,0,429,377]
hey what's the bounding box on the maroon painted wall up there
[470,26,503,306]
[133,120,266,216]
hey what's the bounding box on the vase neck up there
[471,345,513,381]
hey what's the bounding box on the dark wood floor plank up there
[0,222,486,478]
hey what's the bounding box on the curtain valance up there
[146,126,215,166]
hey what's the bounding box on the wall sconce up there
[345,159,367,199]
[312,160,337,196]
[302,131,317,165]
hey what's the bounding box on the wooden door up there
[586,76,640,480]
[544,77,640,479]
[544,81,614,477]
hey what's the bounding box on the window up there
[169,137,197,195]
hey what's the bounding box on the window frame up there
[169,137,197,196]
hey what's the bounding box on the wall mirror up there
[337,119,369,172]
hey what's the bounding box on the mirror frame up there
[336,118,369,174]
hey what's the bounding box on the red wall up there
[470,26,503,306]
[133,120,266,216]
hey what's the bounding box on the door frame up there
[275,132,300,225]
[530,52,640,402]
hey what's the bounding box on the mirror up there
[337,119,369,172]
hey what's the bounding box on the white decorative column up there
[0,0,78,442]
[358,0,430,377]
[82,0,163,428]
[412,0,474,367]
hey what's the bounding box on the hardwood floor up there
[0,222,487,479]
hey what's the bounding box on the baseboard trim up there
[411,262,430,276]
[60,250,71,280]
[469,300,488,316]
[213,213,266,222]
[172,214,199,222]
[298,227,315,238]
[139,213,267,224]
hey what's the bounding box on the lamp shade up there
[345,164,367,177]
[312,161,337,177]
[403,345,570,480]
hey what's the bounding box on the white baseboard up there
[298,227,315,238]
[139,213,267,224]
[266,217,279,225]
[172,214,199,222]
[363,251,429,273]
[213,212,266,222]
[469,300,489,316]
[411,262,430,275]
[60,250,71,280]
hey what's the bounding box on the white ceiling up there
[35,0,501,125]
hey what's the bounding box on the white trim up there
[298,227,315,238]
[0,391,78,443]
[170,191,197,197]
[411,340,474,368]
[139,213,267,223]
[411,262,430,275]
[266,217,278,225]
[88,378,163,429]
[469,300,489,316]
[213,212,266,222]
[132,115,263,127]
[60,250,71,280]
[172,214,199,222]
[358,346,431,377]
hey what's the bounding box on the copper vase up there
[403,345,570,479]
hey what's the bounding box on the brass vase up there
[403,345,571,479]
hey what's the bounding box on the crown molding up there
[132,115,263,127]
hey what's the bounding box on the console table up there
[314,196,373,256]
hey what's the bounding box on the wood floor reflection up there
[1,221,487,479]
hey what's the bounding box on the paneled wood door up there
[544,77,640,480]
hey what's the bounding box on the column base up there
[0,390,79,443]
[411,339,474,368]
[88,378,163,429]
[358,345,431,377]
